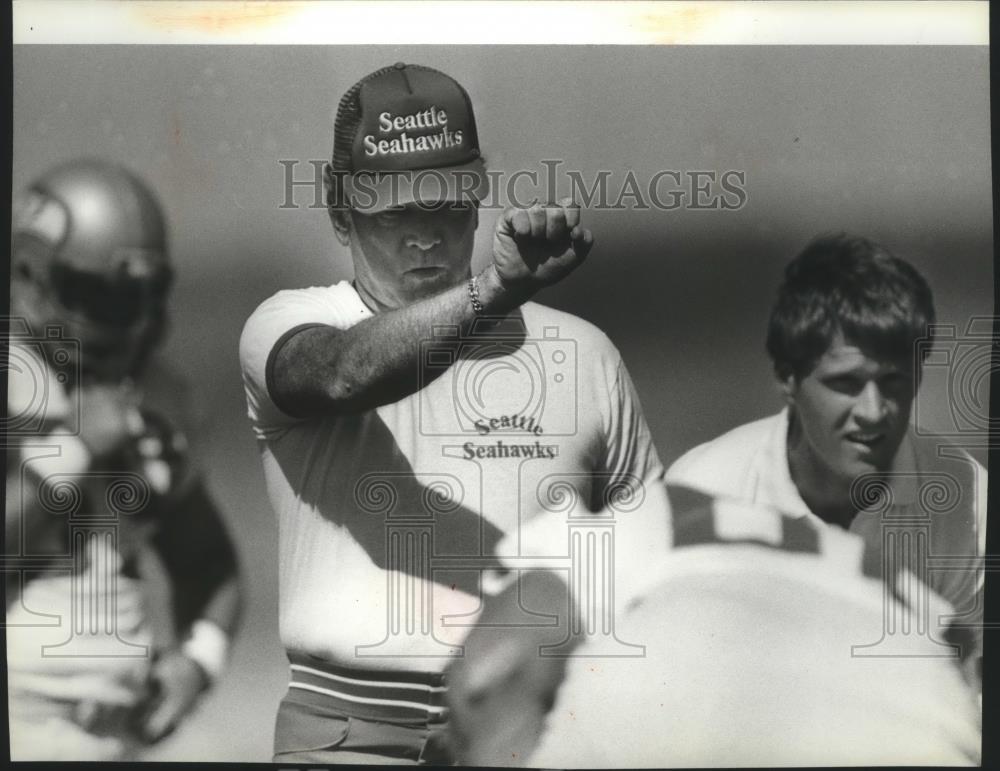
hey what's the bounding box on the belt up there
[285,651,450,725]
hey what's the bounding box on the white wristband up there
[181,619,230,684]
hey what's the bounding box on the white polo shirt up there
[666,408,987,661]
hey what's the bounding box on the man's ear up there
[324,163,352,246]
[777,367,797,405]
[330,208,351,246]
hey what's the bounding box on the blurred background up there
[11,45,992,760]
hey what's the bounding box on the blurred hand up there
[10,711,128,761]
[74,382,144,459]
[137,649,208,743]
[491,198,593,301]
[446,571,581,766]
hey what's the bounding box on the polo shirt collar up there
[754,407,813,518]
[758,407,918,520]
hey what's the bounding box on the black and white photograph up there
[4,1,993,765]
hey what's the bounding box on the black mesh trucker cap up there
[330,63,489,212]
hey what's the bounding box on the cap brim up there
[342,158,488,213]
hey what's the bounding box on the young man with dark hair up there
[239,63,663,764]
[667,233,985,689]
[444,233,983,767]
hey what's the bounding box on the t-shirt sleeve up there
[594,358,665,508]
[238,284,369,437]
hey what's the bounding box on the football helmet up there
[12,159,173,383]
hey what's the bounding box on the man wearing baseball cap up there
[239,63,663,763]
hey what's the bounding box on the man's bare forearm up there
[272,200,593,416]
[273,265,518,415]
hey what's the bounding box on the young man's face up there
[784,334,918,483]
[340,202,478,311]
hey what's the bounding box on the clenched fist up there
[491,198,593,302]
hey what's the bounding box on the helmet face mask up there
[49,252,172,328]
[11,160,173,385]
[13,255,171,385]
[46,269,171,385]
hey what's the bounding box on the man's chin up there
[836,456,897,502]
[839,438,901,475]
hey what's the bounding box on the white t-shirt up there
[239,282,663,671]
[528,486,982,768]
[666,408,987,661]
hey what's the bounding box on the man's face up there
[341,202,477,311]
[785,335,918,482]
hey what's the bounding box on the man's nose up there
[854,381,888,424]
[404,222,442,251]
